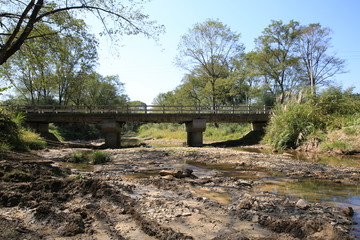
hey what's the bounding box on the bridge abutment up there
[185,119,206,147]
[101,120,123,148]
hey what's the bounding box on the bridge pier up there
[185,119,206,147]
[101,120,123,148]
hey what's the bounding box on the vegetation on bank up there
[263,88,360,152]
[137,123,251,143]
[0,109,46,152]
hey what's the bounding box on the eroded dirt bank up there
[0,147,359,240]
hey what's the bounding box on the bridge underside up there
[25,113,269,148]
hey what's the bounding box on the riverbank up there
[0,145,359,239]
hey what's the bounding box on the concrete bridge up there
[22,104,271,148]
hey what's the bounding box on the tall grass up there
[0,109,46,151]
[263,87,360,151]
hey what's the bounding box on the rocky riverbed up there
[0,146,359,239]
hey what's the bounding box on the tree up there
[251,20,302,103]
[296,23,345,94]
[0,16,98,105]
[0,0,164,65]
[176,19,244,110]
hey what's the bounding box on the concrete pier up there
[185,119,206,147]
[101,120,122,148]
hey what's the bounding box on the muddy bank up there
[0,147,359,239]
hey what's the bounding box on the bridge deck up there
[21,104,270,124]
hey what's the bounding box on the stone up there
[238,199,252,209]
[296,199,309,209]
[252,215,259,223]
[343,207,354,217]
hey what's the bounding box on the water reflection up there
[254,178,360,238]
[235,147,360,168]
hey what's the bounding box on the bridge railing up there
[3,104,271,115]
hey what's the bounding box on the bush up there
[263,103,324,150]
[65,150,111,164]
[66,151,87,163]
[20,129,47,150]
[263,87,360,151]
[49,123,64,141]
[89,151,111,164]
[0,110,46,151]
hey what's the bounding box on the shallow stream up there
[235,147,360,238]
[123,147,360,238]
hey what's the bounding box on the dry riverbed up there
[0,147,359,240]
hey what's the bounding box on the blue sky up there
[96,0,360,104]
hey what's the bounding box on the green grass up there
[0,110,47,151]
[263,87,360,151]
[66,150,111,165]
[137,123,251,142]
[20,129,47,150]
[49,123,64,141]
[89,151,111,164]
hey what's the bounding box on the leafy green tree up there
[295,24,345,94]
[176,19,245,110]
[0,0,164,65]
[78,74,128,106]
[250,20,302,103]
[0,17,98,105]
[0,29,56,104]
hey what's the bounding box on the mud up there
[0,147,359,239]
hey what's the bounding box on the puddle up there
[194,188,232,205]
[254,178,360,238]
[185,160,273,180]
[235,147,360,168]
[288,151,360,168]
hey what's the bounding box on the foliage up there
[175,19,245,108]
[138,123,186,140]
[295,24,345,94]
[66,150,111,164]
[89,151,111,165]
[0,108,46,151]
[49,123,64,142]
[0,0,164,65]
[137,123,251,142]
[248,20,345,102]
[263,87,360,150]
[0,110,22,151]
[20,129,47,150]
[55,122,102,141]
[263,102,323,150]
[66,151,87,163]
[251,20,302,103]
